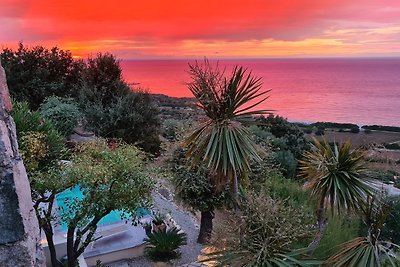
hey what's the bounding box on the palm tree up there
[299,138,374,255]
[185,60,270,196]
[327,196,400,266]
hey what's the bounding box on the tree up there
[81,52,129,105]
[12,101,70,267]
[39,96,83,137]
[1,43,84,109]
[81,89,161,154]
[62,140,154,267]
[299,138,374,255]
[184,60,270,196]
[171,148,230,244]
[78,53,161,154]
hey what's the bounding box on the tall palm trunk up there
[197,210,215,244]
[307,198,328,256]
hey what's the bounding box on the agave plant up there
[144,227,187,263]
[327,196,400,267]
[299,138,374,254]
[185,59,271,194]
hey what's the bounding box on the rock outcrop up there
[0,60,45,266]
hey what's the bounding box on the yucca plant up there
[299,138,374,254]
[201,193,320,267]
[185,60,271,195]
[327,196,400,266]
[144,227,187,263]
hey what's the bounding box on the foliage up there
[327,196,400,266]
[299,138,374,214]
[162,119,179,141]
[12,101,70,267]
[185,59,270,191]
[79,86,161,154]
[81,52,129,105]
[256,115,309,157]
[64,139,154,223]
[272,150,298,178]
[251,115,309,178]
[171,148,230,212]
[1,43,84,109]
[62,139,154,266]
[152,212,166,225]
[39,96,82,136]
[144,227,187,262]
[362,125,400,133]
[12,101,66,171]
[380,196,400,245]
[206,192,318,267]
[256,170,314,210]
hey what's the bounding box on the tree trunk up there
[197,210,214,244]
[43,223,62,267]
[67,227,77,267]
[307,199,328,256]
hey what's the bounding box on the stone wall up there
[0,60,45,266]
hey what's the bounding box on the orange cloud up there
[1,0,400,58]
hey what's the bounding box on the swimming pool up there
[56,186,149,231]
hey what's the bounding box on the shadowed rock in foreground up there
[0,60,44,266]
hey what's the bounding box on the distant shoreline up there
[149,93,400,129]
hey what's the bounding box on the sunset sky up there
[1,0,400,59]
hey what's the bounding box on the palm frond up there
[202,247,322,267]
[327,237,400,267]
[299,138,375,214]
[144,227,187,262]
[185,59,270,189]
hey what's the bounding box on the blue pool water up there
[56,186,149,231]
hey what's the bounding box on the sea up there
[120,58,400,127]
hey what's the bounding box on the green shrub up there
[171,148,230,212]
[208,193,317,266]
[364,128,372,134]
[39,96,82,136]
[144,227,187,262]
[381,196,400,244]
[162,119,178,141]
[81,89,161,154]
[261,171,314,210]
[11,101,66,170]
[272,150,298,178]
